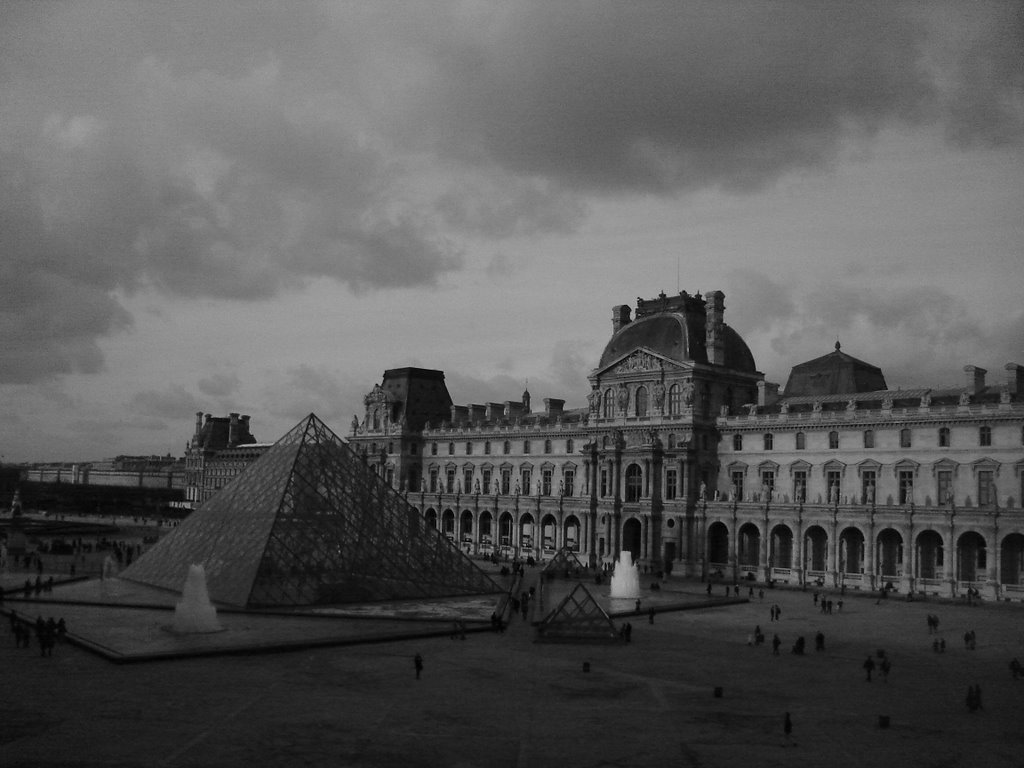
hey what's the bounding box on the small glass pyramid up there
[123,414,501,608]
[535,582,623,643]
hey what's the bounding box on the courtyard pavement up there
[1,570,1023,767]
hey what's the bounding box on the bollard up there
[583,661,591,673]
[713,687,723,698]
[878,715,890,729]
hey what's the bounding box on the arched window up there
[544,439,552,454]
[431,442,438,456]
[763,433,774,450]
[900,428,912,448]
[373,409,380,430]
[863,430,874,449]
[465,442,473,455]
[566,438,574,453]
[603,389,615,418]
[939,427,951,447]
[503,440,511,455]
[667,433,676,449]
[484,441,491,455]
[828,431,839,449]
[979,425,991,447]
[448,442,455,455]
[523,440,531,454]
[733,434,743,451]
[668,384,682,416]
[795,432,805,450]
[635,386,648,418]
[625,464,643,502]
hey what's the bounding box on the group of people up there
[812,591,842,614]
[9,612,66,656]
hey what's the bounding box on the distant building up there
[184,412,270,506]
[21,455,185,490]
[346,290,1024,600]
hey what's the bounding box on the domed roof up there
[597,294,757,373]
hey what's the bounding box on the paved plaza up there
[2,572,1023,768]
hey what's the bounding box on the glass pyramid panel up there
[541,547,587,579]
[535,582,623,644]
[123,414,501,608]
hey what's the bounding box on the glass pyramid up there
[122,414,501,608]
[535,583,623,644]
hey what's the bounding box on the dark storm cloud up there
[130,386,201,420]
[1,3,1019,386]
[197,373,241,399]
[410,2,1022,194]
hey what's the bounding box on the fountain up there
[609,551,641,599]
[172,564,222,633]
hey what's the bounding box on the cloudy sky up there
[1,2,1022,462]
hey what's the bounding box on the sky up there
[1,2,1022,463]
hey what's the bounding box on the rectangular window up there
[563,469,575,497]
[482,469,491,495]
[761,471,775,499]
[793,470,807,503]
[464,469,473,493]
[601,469,609,498]
[431,442,438,456]
[937,470,953,506]
[978,470,994,507]
[542,468,553,496]
[501,469,511,495]
[386,468,394,487]
[861,470,877,504]
[446,469,456,494]
[521,469,532,494]
[731,470,745,501]
[863,430,874,449]
[898,470,914,505]
[429,468,438,493]
[665,468,677,500]
[900,429,912,448]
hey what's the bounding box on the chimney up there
[450,405,469,425]
[612,304,632,334]
[194,411,203,436]
[964,366,987,395]
[1006,363,1024,395]
[757,381,780,407]
[544,398,565,419]
[705,290,726,366]
[486,403,505,421]
[228,412,239,445]
[469,404,487,423]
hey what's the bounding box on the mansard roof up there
[783,342,887,397]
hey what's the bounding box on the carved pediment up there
[598,348,683,377]
[363,383,394,406]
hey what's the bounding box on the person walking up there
[783,712,793,744]
[414,653,423,680]
[772,634,781,656]
[863,655,875,682]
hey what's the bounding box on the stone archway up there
[957,531,987,583]
[540,514,558,552]
[839,527,865,575]
[804,525,828,572]
[563,515,581,552]
[876,528,904,584]
[707,521,729,568]
[770,524,794,569]
[1001,533,1024,587]
[738,522,760,571]
[622,517,642,563]
[916,530,944,581]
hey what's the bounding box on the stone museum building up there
[347,290,1024,600]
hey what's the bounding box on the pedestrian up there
[784,712,792,743]
[1010,658,1022,680]
[648,607,655,625]
[706,583,712,596]
[837,599,843,612]
[759,589,764,601]
[827,600,833,614]
[414,653,423,680]
[635,599,642,613]
[815,631,825,652]
[813,591,819,606]
[881,657,891,681]
[772,634,781,656]
[863,655,875,682]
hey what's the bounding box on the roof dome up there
[597,292,757,373]
[783,342,887,396]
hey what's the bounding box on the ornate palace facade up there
[352,290,1024,599]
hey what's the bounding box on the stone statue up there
[881,395,893,410]
[846,399,857,412]
[730,483,738,502]
[699,481,707,501]
[350,415,359,434]
[1001,387,1011,404]
[474,479,480,494]
[653,382,666,408]
[587,388,601,413]
[867,483,876,504]
[536,479,542,496]
[616,383,629,411]
[813,401,823,413]
[682,380,694,406]
[920,392,932,407]
[514,480,521,496]
[747,403,758,416]
[959,391,971,406]
[719,404,730,417]
[830,483,839,504]
[780,402,789,414]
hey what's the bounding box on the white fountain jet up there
[172,564,222,633]
[609,550,641,599]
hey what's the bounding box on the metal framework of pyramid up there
[541,547,587,579]
[535,582,623,644]
[122,414,501,608]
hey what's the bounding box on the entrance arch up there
[1001,533,1024,587]
[738,523,760,570]
[625,464,643,502]
[839,527,865,575]
[707,522,729,568]
[804,525,828,572]
[441,508,455,540]
[498,512,514,550]
[957,531,987,583]
[770,524,794,569]
[563,515,581,552]
[460,510,474,550]
[519,513,536,554]
[876,528,904,584]
[424,508,438,529]
[622,517,642,562]
[916,530,944,581]
[540,514,558,552]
